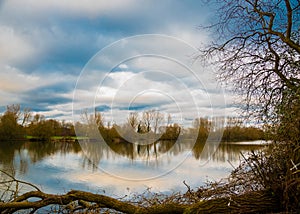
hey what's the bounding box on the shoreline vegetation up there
[0,143,286,214]
[0,105,287,214]
[1,0,300,212]
[0,104,268,144]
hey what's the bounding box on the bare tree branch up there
[200,0,300,121]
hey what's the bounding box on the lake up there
[0,140,268,198]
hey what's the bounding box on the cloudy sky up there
[0,0,237,127]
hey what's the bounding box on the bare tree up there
[80,108,104,128]
[6,104,21,121]
[200,1,300,211]
[152,110,164,134]
[78,109,104,139]
[4,104,32,126]
[94,109,104,128]
[32,114,44,125]
[141,110,165,133]
[21,108,31,126]
[167,113,172,127]
[142,110,154,133]
[127,112,139,131]
[201,0,300,121]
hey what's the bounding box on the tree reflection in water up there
[0,140,268,177]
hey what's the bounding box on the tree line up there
[0,104,75,141]
[0,0,298,212]
[0,104,266,143]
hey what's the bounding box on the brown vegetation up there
[0,0,299,212]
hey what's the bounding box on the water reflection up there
[24,141,81,163]
[0,141,22,166]
[0,140,268,172]
[0,140,268,195]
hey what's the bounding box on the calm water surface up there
[0,140,268,197]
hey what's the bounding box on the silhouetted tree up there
[202,0,299,123]
[201,0,300,211]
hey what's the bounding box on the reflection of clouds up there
[65,159,228,196]
[65,151,236,196]
[43,153,84,170]
[9,141,267,196]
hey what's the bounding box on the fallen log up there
[0,189,280,214]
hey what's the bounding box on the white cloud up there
[0,26,36,65]
[0,0,237,123]
[2,0,139,18]
[118,64,128,69]
[0,65,41,93]
[0,91,22,106]
[167,24,210,48]
[0,65,76,93]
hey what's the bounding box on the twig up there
[0,170,41,192]
[183,180,192,195]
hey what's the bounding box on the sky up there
[0,0,238,127]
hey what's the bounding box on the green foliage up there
[99,125,124,143]
[194,118,210,141]
[28,120,56,141]
[222,126,265,142]
[160,123,181,140]
[27,116,76,141]
[0,105,24,141]
[0,104,266,145]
